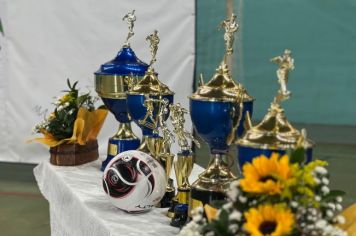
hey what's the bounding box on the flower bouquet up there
[31,79,108,166]
[181,148,348,236]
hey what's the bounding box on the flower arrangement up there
[31,79,107,147]
[181,149,347,236]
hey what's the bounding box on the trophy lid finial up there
[122,10,136,47]
[220,13,238,60]
[146,30,160,67]
[270,49,295,111]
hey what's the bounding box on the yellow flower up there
[244,205,294,236]
[48,112,56,121]
[59,93,73,104]
[240,153,294,195]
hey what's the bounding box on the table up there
[34,159,203,236]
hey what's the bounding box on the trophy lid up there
[190,61,253,102]
[128,67,174,95]
[237,111,314,150]
[128,30,174,96]
[190,14,253,103]
[237,49,314,150]
[95,10,148,77]
[95,46,149,76]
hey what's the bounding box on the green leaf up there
[0,18,3,35]
[67,78,71,89]
[322,190,346,202]
[288,147,305,164]
[211,209,230,236]
[210,200,227,209]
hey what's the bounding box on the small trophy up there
[237,50,314,166]
[94,10,149,171]
[156,98,176,208]
[167,103,200,221]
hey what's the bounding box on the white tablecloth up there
[34,159,203,236]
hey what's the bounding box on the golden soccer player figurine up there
[122,10,136,46]
[271,49,295,108]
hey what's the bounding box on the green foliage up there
[287,147,305,164]
[0,18,3,35]
[187,149,347,236]
[34,79,98,141]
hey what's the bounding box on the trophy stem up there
[137,135,163,160]
[157,152,175,208]
[188,153,237,216]
[199,153,236,183]
[113,122,139,140]
[101,123,141,171]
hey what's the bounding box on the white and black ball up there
[102,150,166,212]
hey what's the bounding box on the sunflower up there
[240,153,294,195]
[244,205,294,236]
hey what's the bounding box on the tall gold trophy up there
[167,103,200,222]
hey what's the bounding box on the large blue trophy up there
[95,11,149,171]
[237,50,314,167]
[127,30,174,161]
[188,14,254,211]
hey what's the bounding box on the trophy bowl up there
[127,93,174,137]
[190,100,235,152]
[95,46,148,171]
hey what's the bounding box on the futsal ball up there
[102,150,166,212]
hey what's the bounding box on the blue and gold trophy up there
[127,30,174,160]
[188,14,253,212]
[94,10,149,171]
[237,49,314,167]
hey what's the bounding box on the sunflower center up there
[259,221,277,235]
[259,175,277,183]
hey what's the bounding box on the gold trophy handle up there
[227,97,244,145]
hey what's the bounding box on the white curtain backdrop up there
[0,0,195,163]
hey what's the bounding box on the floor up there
[0,125,356,235]
[0,162,50,236]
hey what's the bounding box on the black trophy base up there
[189,187,227,216]
[167,199,178,218]
[157,190,175,208]
[170,204,188,228]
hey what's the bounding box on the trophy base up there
[101,137,140,171]
[189,187,226,217]
[188,153,237,215]
[157,189,175,208]
[137,135,163,160]
[170,204,189,228]
[167,199,178,218]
